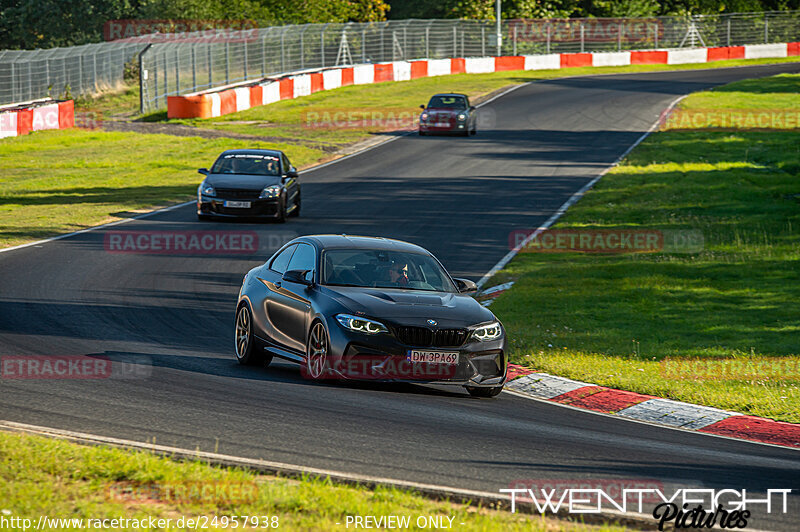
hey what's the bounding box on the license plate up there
[434,122,451,128]
[224,200,251,208]
[407,350,459,365]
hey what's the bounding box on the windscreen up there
[211,153,281,176]
[323,249,456,292]
[427,95,467,109]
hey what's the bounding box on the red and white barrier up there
[0,100,74,139]
[166,42,800,119]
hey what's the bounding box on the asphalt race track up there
[2,64,800,529]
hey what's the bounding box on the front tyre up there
[288,191,300,218]
[304,321,329,380]
[274,196,287,223]
[466,386,503,398]
[235,304,271,366]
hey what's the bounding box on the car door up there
[264,243,315,352]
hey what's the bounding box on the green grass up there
[0,431,627,531]
[489,73,800,423]
[0,130,321,249]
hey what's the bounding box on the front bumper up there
[197,197,281,218]
[323,318,507,387]
[419,121,467,134]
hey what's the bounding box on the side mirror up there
[285,169,299,179]
[453,278,477,294]
[198,168,209,175]
[283,269,312,286]
[419,104,426,110]
[469,106,476,112]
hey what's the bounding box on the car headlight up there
[457,113,466,121]
[471,321,502,342]
[199,182,216,197]
[421,112,429,121]
[335,314,387,334]
[259,185,281,199]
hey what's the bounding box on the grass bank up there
[0,430,626,531]
[489,73,800,423]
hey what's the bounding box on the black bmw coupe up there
[235,235,507,397]
[197,149,300,222]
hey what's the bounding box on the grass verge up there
[0,430,627,531]
[488,73,800,423]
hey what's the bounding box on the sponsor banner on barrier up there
[104,231,259,255]
[0,111,17,138]
[509,228,703,254]
[104,19,258,43]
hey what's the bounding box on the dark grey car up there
[197,149,300,222]
[235,235,507,397]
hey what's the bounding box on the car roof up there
[218,148,284,157]
[430,93,468,98]
[297,235,432,254]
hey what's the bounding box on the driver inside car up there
[386,261,409,287]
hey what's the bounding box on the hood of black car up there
[322,286,495,326]
[204,173,281,190]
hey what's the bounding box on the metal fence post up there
[362,27,366,62]
[513,25,517,55]
[618,23,622,51]
[175,49,180,95]
[261,35,266,76]
[481,26,485,56]
[208,45,213,87]
[764,15,769,43]
[192,47,197,89]
[653,23,658,48]
[454,26,458,57]
[225,41,230,84]
[243,40,248,80]
[280,28,286,72]
[425,27,430,58]
[321,27,326,67]
[162,51,168,105]
[727,17,731,46]
[546,24,551,54]
[580,23,585,53]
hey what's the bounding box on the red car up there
[418,93,477,136]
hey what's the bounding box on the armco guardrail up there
[166,42,800,119]
[0,99,74,138]
[141,11,800,112]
